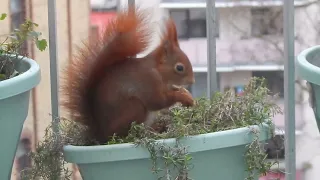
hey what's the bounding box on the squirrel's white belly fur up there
[144,111,158,126]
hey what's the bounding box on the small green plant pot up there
[297,45,320,133]
[0,56,40,179]
[64,124,271,180]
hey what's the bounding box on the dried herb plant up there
[20,118,92,180]
[21,77,282,180]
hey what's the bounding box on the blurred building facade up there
[0,0,90,179]
[92,0,320,180]
[1,0,320,179]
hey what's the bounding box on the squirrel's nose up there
[187,77,195,85]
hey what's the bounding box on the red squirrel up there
[61,6,195,144]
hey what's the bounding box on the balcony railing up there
[160,0,317,8]
[89,0,317,10]
[45,0,296,179]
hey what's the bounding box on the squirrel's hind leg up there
[95,97,148,143]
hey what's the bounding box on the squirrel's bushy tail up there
[61,5,152,130]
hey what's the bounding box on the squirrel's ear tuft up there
[149,17,179,64]
[165,18,179,47]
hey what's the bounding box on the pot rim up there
[297,45,320,85]
[63,123,272,164]
[0,55,41,100]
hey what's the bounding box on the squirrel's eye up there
[175,64,184,72]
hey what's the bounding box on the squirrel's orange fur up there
[61,6,195,144]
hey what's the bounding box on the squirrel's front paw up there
[181,96,195,107]
[181,98,195,107]
[179,88,195,107]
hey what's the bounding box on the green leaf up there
[0,74,6,81]
[36,39,48,51]
[29,31,41,38]
[0,13,7,20]
[185,154,193,161]
[32,22,39,27]
[8,35,18,40]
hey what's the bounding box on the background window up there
[169,8,219,39]
[252,71,284,98]
[189,72,221,98]
[264,134,285,159]
[10,0,27,55]
[16,138,32,180]
[170,10,188,38]
[251,8,283,36]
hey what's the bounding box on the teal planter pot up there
[0,56,40,179]
[64,124,271,180]
[297,45,320,132]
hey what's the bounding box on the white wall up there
[295,2,320,46]
[219,7,252,40]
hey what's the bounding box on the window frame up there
[169,9,190,39]
[252,70,284,98]
[10,0,28,55]
[250,7,283,36]
[169,8,220,39]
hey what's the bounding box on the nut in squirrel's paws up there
[182,98,195,107]
[171,85,194,107]
[171,84,183,91]
[180,88,195,107]
[171,85,190,93]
